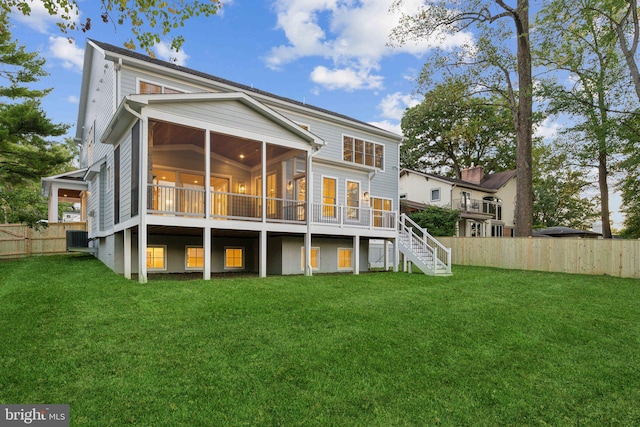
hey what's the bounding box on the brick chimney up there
[461,166,484,185]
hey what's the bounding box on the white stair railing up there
[398,214,452,275]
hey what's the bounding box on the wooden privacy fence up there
[0,223,87,258]
[438,237,640,279]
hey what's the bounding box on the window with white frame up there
[343,136,384,169]
[337,248,353,270]
[139,80,184,94]
[301,247,320,271]
[185,246,204,270]
[346,180,360,220]
[224,247,244,269]
[322,177,337,218]
[146,246,166,270]
[431,188,441,202]
[371,197,392,228]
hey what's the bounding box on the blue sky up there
[8,0,624,228]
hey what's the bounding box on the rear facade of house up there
[44,40,412,282]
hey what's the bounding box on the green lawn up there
[1,254,639,426]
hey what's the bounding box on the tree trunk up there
[514,0,534,237]
[615,0,640,102]
[598,151,613,238]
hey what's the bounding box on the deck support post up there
[353,235,360,275]
[259,229,267,278]
[124,228,132,279]
[203,227,211,280]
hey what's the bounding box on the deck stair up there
[397,214,452,276]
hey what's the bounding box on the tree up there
[400,77,516,178]
[407,205,460,236]
[0,11,73,226]
[390,0,534,236]
[535,0,633,239]
[617,113,640,238]
[532,142,599,229]
[585,0,640,102]
[2,0,221,55]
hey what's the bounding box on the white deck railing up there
[398,214,452,274]
[147,185,397,230]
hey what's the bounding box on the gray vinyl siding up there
[270,106,400,207]
[80,49,117,168]
[153,101,303,144]
[119,67,213,98]
[118,133,133,222]
[87,176,99,237]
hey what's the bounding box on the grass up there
[1,254,639,426]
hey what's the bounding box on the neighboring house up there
[399,166,517,237]
[42,40,451,281]
[533,227,602,239]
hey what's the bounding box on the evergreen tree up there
[0,10,73,226]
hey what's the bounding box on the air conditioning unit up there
[66,230,89,250]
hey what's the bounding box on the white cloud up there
[67,95,79,104]
[266,0,473,91]
[153,41,190,66]
[368,120,402,135]
[378,92,421,120]
[48,36,84,71]
[11,0,79,33]
[310,65,383,91]
[534,116,562,140]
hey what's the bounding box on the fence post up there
[25,226,31,256]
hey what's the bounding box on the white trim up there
[146,245,167,271]
[342,133,385,171]
[321,175,338,218]
[345,179,361,221]
[136,77,187,95]
[185,245,204,271]
[224,246,245,270]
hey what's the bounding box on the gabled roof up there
[480,170,517,190]
[41,168,89,196]
[400,168,495,193]
[86,40,402,142]
[401,168,517,192]
[101,91,325,148]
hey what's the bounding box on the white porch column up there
[204,227,211,280]
[353,235,360,275]
[124,228,132,280]
[48,185,59,223]
[259,229,267,278]
[384,239,390,271]
[392,237,399,272]
[305,150,313,276]
[204,130,211,219]
[138,225,147,283]
[138,117,149,284]
[261,140,267,223]
[304,232,312,276]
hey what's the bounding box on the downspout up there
[114,58,122,112]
